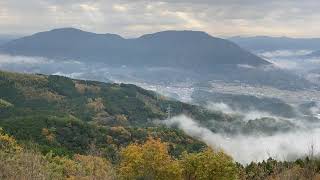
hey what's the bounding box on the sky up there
[0,0,319,38]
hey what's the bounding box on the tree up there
[118,138,182,180]
[0,129,60,179]
[0,127,22,153]
[73,154,116,180]
[180,148,238,180]
[48,154,116,180]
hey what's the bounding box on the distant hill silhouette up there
[0,35,19,45]
[308,50,320,57]
[0,28,269,72]
[229,36,320,51]
[1,28,316,90]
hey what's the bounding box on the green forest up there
[1,70,320,179]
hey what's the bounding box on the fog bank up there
[164,115,320,164]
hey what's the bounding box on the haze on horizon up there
[0,0,320,38]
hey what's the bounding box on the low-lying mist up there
[162,100,320,164]
[257,50,320,85]
[164,115,320,164]
[206,102,281,122]
[0,54,197,101]
[2,53,320,164]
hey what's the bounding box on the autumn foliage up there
[180,149,237,180]
[118,138,182,180]
[2,128,320,180]
[0,129,240,180]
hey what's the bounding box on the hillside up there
[0,70,227,126]
[0,35,18,46]
[0,70,227,157]
[0,70,299,155]
[0,70,318,179]
[0,28,269,71]
[0,38,12,46]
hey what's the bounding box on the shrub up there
[118,138,182,180]
[180,148,238,180]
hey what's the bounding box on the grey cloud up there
[0,0,320,37]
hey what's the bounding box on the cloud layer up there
[0,0,320,37]
[164,115,320,164]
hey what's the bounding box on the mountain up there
[0,28,270,71]
[0,28,315,90]
[0,38,10,45]
[308,50,320,57]
[229,36,320,51]
[0,35,19,45]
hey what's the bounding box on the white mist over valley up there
[3,1,320,179]
[164,115,320,164]
[1,52,320,164]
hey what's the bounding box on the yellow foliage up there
[0,99,13,108]
[0,70,48,86]
[0,71,63,102]
[72,154,116,180]
[75,82,101,94]
[180,148,238,180]
[0,150,61,179]
[0,127,239,180]
[0,128,22,153]
[48,155,79,178]
[87,98,105,112]
[21,86,63,102]
[0,130,60,179]
[118,138,182,180]
[110,126,128,133]
[42,128,56,143]
[48,154,116,180]
[106,135,113,144]
[115,114,128,123]
[267,164,320,180]
[136,92,164,115]
[111,126,131,139]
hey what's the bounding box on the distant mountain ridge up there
[0,28,270,71]
[1,28,316,90]
[0,35,20,45]
[229,36,320,51]
[309,50,320,57]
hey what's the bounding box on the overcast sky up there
[0,0,319,38]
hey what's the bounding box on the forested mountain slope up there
[0,70,225,158]
[1,70,319,179]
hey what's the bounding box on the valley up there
[2,0,320,179]
[1,29,320,179]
